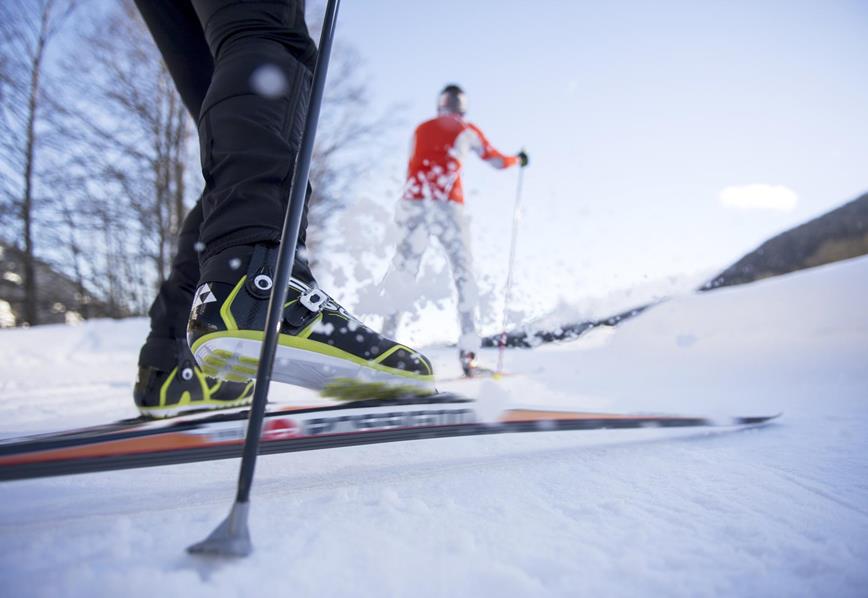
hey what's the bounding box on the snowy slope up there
[1,256,867,597]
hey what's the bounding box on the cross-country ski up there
[0,394,778,481]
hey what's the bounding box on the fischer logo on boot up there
[192,283,217,310]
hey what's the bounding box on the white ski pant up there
[381,200,480,352]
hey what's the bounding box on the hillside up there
[1,256,866,597]
[703,192,868,289]
[492,192,868,347]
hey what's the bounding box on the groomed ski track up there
[1,256,867,597]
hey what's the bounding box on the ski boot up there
[187,245,436,393]
[134,345,254,419]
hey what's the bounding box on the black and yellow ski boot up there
[134,341,253,419]
[187,245,435,393]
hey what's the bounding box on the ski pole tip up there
[187,501,253,558]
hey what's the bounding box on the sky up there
[304,0,868,342]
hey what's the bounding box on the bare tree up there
[0,1,398,325]
[53,0,195,305]
[0,0,79,325]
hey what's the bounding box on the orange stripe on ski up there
[0,432,235,466]
[500,410,680,423]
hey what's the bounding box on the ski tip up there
[733,412,783,425]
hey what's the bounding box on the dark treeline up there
[0,0,390,326]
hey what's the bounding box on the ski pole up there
[496,157,526,375]
[187,0,340,558]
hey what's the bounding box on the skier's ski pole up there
[187,0,341,559]
[496,158,526,375]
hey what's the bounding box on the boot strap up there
[283,287,327,329]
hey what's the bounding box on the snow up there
[2,256,867,597]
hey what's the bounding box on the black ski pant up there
[135,0,317,370]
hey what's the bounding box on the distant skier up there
[381,84,528,376]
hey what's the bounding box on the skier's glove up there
[517,150,529,168]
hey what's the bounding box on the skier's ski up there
[0,394,779,482]
[436,367,512,383]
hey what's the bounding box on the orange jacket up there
[403,114,518,204]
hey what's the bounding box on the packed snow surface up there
[1,256,867,597]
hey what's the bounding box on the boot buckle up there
[299,288,327,313]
